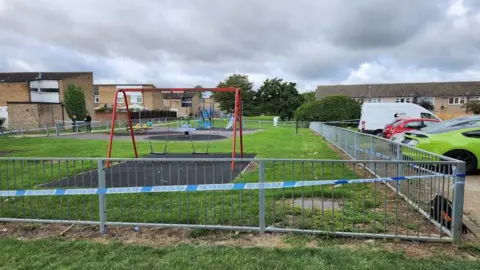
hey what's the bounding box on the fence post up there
[258,160,266,234]
[395,143,404,192]
[369,136,374,170]
[353,132,358,160]
[452,162,466,245]
[97,160,107,234]
[56,124,60,136]
[45,126,49,137]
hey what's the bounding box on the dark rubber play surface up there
[42,153,256,188]
[111,131,182,136]
[147,134,228,141]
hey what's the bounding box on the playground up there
[41,153,257,188]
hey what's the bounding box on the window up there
[352,98,363,102]
[130,95,143,104]
[422,120,438,127]
[368,98,381,103]
[470,97,480,101]
[117,95,124,103]
[396,98,411,103]
[418,97,434,105]
[420,112,436,119]
[94,95,99,103]
[404,121,423,129]
[448,97,466,105]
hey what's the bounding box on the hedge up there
[295,95,361,122]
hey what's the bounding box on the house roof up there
[0,72,92,83]
[94,83,156,87]
[316,81,480,99]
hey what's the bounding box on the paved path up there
[463,174,480,235]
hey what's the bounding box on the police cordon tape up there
[0,174,451,197]
[347,145,458,178]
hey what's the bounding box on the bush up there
[295,95,361,122]
[0,117,5,128]
[464,100,480,114]
[64,84,88,119]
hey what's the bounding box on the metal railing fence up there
[0,119,300,138]
[0,156,464,243]
[310,122,466,244]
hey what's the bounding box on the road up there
[464,174,480,235]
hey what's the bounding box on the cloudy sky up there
[0,0,479,91]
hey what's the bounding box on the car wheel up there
[444,150,478,175]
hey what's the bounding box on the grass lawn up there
[1,128,479,268]
[0,237,479,270]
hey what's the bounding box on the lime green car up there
[402,125,480,174]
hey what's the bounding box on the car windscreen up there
[421,117,476,132]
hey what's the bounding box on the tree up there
[464,100,480,114]
[213,74,257,115]
[64,84,88,120]
[295,95,361,122]
[301,91,316,103]
[256,78,303,120]
[417,100,435,111]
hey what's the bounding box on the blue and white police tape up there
[0,174,448,197]
[350,145,459,178]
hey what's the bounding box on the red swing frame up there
[106,88,244,170]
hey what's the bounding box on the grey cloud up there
[0,0,478,86]
[323,0,449,49]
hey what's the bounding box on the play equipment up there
[197,109,215,129]
[107,87,244,170]
[197,95,216,129]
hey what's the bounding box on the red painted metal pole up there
[238,91,244,158]
[123,91,139,159]
[231,89,239,171]
[106,90,120,167]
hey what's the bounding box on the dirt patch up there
[0,222,479,260]
[0,150,21,157]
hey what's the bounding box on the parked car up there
[359,103,441,136]
[385,118,440,139]
[402,124,480,174]
[382,118,404,138]
[391,115,480,143]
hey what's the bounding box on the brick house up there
[316,81,480,119]
[94,84,165,110]
[0,72,94,129]
[162,92,200,118]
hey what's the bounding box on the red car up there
[382,119,403,137]
[385,118,440,139]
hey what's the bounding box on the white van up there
[358,103,441,135]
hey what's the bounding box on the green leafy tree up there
[464,100,480,114]
[295,95,361,122]
[417,100,435,111]
[213,74,257,115]
[64,84,88,120]
[256,78,303,120]
[301,91,316,103]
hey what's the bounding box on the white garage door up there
[0,106,8,129]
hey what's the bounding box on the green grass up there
[0,128,432,235]
[0,238,478,270]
